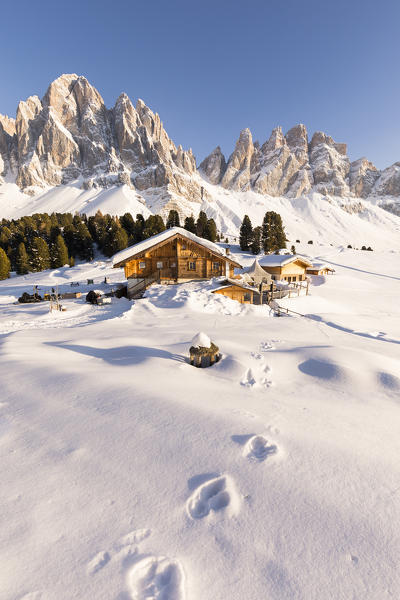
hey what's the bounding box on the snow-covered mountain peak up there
[1,74,400,222]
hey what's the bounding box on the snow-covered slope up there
[2,178,400,252]
[199,183,400,250]
[0,181,151,219]
[1,243,400,599]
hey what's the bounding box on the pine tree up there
[112,228,129,255]
[0,226,12,249]
[74,222,94,261]
[0,247,11,279]
[261,212,274,253]
[196,211,208,238]
[120,213,135,241]
[102,222,129,257]
[204,219,217,242]
[63,224,77,256]
[16,242,30,274]
[52,235,69,268]
[134,214,146,242]
[262,211,286,253]
[239,215,254,251]
[142,215,165,240]
[251,226,261,255]
[184,215,196,234]
[30,237,51,271]
[166,210,180,229]
[273,213,286,249]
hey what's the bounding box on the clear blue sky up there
[1,0,399,169]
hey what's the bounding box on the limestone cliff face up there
[309,131,350,196]
[220,128,256,191]
[0,74,203,209]
[349,158,379,198]
[198,146,226,184]
[201,123,400,204]
[372,162,400,197]
[1,74,400,215]
[210,124,314,198]
[0,115,16,180]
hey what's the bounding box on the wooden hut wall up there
[262,261,308,281]
[213,285,253,304]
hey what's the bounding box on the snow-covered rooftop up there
[112,227,235,266]
[212,278,260,294]
[307,262,335,271]
[258,254,313,267]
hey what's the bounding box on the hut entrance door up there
[159,261,178,281]
[170,263,178,280]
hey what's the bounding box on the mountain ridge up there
[1,73,400,222]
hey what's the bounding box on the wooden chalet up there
[112,227,242,298]
[258,254,312,283]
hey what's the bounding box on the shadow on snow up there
[44,341,185,365]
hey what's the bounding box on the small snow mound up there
[191,332,211,348]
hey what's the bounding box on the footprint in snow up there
[241,368,257,387]
[87,550,111,575]
[231,408,258,419]
[261,365,273,388]
[115,528,152,559]
[244,435,278,462]
[241,365,272,389]
[128,555,185,599]
[187,475,240,520]
[260,341,275,352]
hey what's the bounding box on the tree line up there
[0,209,218,280]
[239,212,287,254]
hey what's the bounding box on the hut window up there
[156,261,163,269]
[212,262,220,271]
[139,261,146,269]
[182,243,187,250]
[188,261,196,270]
[244,293,251,302]
[292,276,297,281]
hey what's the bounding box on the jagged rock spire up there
[199,146,227,184]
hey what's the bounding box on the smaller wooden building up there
[306,263,335,276]
[258,254,312,282]
[212,279,260,304]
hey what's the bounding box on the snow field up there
[0,243,400,599]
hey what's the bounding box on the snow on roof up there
[112,227,232,266]
[306,262,335,271]
[257,254,313,268]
